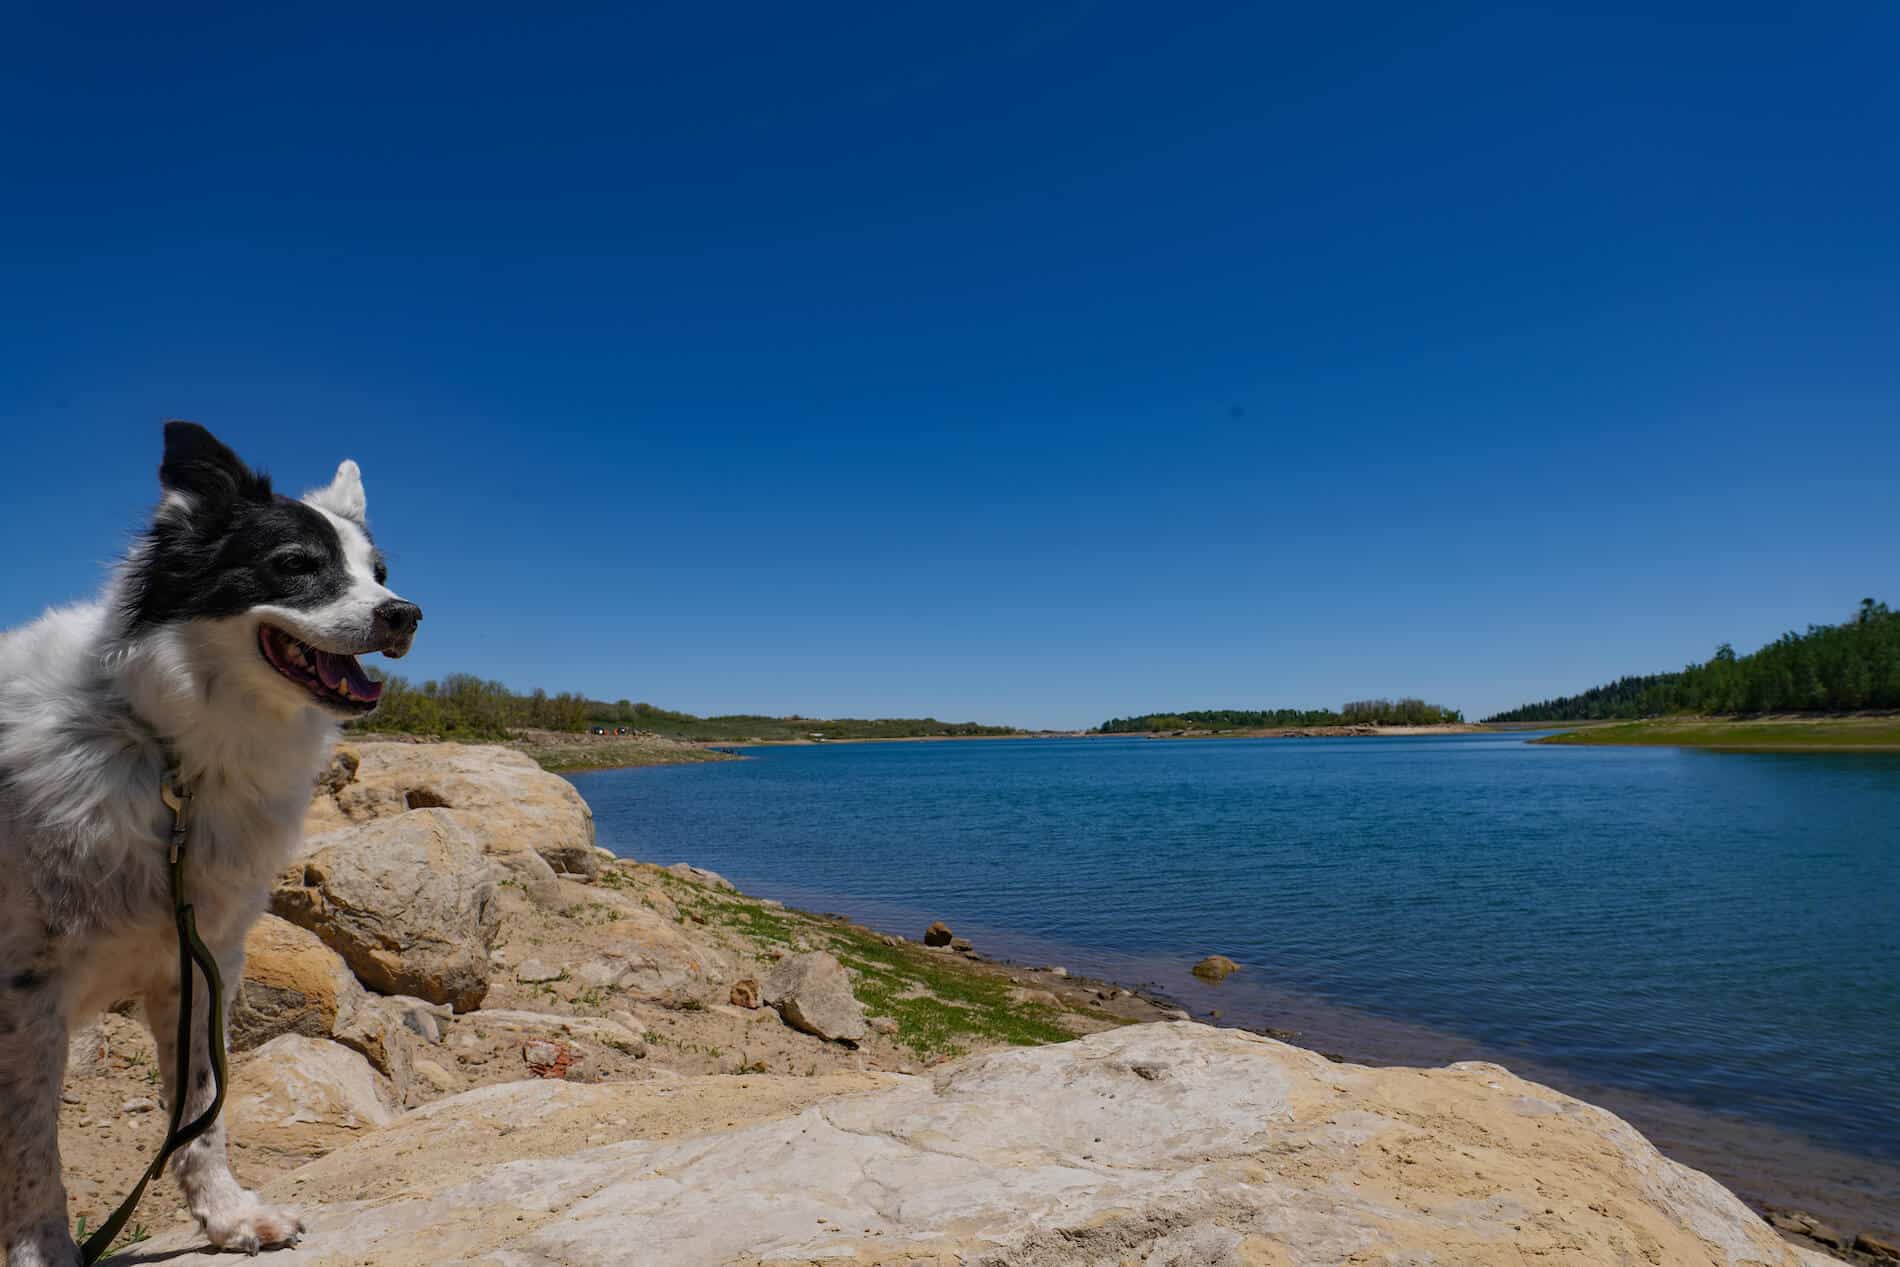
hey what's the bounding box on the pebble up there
[121,1097,158,1114]
[62,1091,82,1105]
[516,959,564,984]
[412,1059,458,1092]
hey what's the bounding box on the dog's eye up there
[373,561,388,585]
[276,552,321,576]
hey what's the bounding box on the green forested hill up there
[1485,599,1900,722]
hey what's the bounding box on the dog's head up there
[120,421,422,720]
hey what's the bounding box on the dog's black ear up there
[158,421,272,508]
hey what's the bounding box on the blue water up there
[571,733,1900,1177]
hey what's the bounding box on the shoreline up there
[1536,713,1900,752]
[706,880,1897,1261]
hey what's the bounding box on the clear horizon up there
[5,4,1896,730]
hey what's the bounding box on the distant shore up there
[1127,722,1487,740]
[1536,713,1900,751]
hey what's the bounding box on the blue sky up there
[3,3,1896,729]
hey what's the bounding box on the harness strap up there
[80,776,229,1265]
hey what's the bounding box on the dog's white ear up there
[306,459,368,525]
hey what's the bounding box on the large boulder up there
[762,951,867,1043]
[116,1024,1838,1267]
[308,741,599,880]
[272,809,499,1010]
[223,1034,398,1168]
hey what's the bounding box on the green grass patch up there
[657,880,1079,1059]
[1536,716,1900,751]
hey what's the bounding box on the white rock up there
[114,1024,1838,1267]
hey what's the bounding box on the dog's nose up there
[374,600,422,640]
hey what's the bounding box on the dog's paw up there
[202,1201,304,1256]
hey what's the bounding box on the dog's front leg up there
[142,949,303,1256]
[0,973,80,1267]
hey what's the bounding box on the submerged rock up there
[1192,954,1240,981]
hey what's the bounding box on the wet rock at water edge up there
[1192,955,1240,982]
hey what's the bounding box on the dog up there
[0,422,421,1265]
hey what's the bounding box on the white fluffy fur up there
[0,459,407,1265]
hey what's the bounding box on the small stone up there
[923,921,953,947]
[1046,966,1068,978]
[1806,1221,1849,1251]
[121,1097,158,1114]
[949,937,973,953]
[515,960,564,984]
[1855,1232,1900,1261]
[869,1016,899,1035]
[1160,1009,1191,1022]
[61,1091,82,1105]
[729,978,763,1009]
[411,1058,457,1092]
[1192,955,1240,982]
[523,1039,583,1079]
[594,847,617,861]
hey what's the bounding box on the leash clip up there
[161,778,192,864]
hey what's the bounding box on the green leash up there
[80,776,229,1265]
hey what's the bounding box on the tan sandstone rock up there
[229,915,368,1051]
[113,1023,1836,1267]
[223,1034,398,1169]
[762,950,867,1043]
[308,741,599,880]
[271,808,498,1010]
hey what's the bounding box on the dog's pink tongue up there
[312,650,385,701]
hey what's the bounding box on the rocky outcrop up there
[116,1023,1834,1267]
[762,950,868,1043]
[271,809,499,1010]
[308,741,599,880]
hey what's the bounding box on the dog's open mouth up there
[258,624,385,712]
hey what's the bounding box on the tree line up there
[1099,698,1465,733]
[349,675,1020,741]
[1483,598,1900,722]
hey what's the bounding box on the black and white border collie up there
[0,422,420,1265]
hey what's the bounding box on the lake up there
[569,733,1900,1227]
